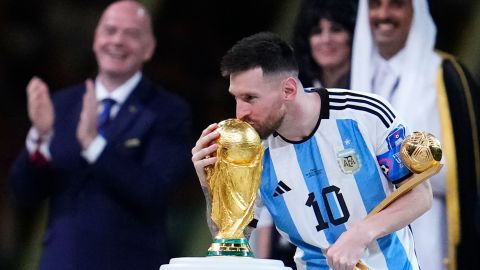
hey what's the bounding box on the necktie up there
[98,98,116,136]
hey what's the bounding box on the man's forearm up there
[202,186,218,237]
[359,180,433,241]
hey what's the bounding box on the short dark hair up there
[220,32,299,77]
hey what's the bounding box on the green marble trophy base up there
[207,238,253,257]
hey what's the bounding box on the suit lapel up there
[102,78,154,141]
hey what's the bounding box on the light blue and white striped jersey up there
[256,88,418,270]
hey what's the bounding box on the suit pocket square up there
[125,138,141,148]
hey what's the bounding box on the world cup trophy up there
[205,119,264,257]
[355,131,443,270]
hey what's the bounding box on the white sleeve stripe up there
[329,90,396,119]
[330,104,392,128]
[330,96,394,123]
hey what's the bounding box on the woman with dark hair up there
[293,0,357,88]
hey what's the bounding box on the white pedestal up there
[159,257,292,270]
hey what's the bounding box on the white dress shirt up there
[371,49,405,101]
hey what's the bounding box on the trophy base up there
[159,257,292,270]
[207,238,253,257]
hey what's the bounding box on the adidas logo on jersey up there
[273,181,292,197]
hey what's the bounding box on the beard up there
[242,106,286,140]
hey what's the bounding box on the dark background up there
[0,0,479,269]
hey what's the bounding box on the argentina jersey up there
[257,88,419,270]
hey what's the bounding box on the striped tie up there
[98,98,116,136]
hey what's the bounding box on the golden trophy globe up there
[400,131,442,173]
[205,119,264,257]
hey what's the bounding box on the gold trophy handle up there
[367,164,443,218]
[354,163,443,269]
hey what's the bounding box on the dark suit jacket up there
[9,77,192,270]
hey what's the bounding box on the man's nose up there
[236,102,250,120]
[111,32,125,44]
[375,3,391,20]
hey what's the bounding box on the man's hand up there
[191,123,220,187]
[326,223,372,270]
[76,79,98,149]
[192,123,221,236]
[27,77,54,136]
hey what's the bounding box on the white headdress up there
[351,0,442,131]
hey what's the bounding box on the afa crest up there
[337,148,361,174]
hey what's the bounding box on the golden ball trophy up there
[206,118,264,257]
[355,131,443,270]
[400,131,442,173]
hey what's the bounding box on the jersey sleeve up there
[373,99,413,184]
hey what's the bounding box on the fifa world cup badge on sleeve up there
[377,125,410,181]
[387,124,406,150]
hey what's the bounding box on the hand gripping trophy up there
[356,131,443,270]
[205,119,264,257]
